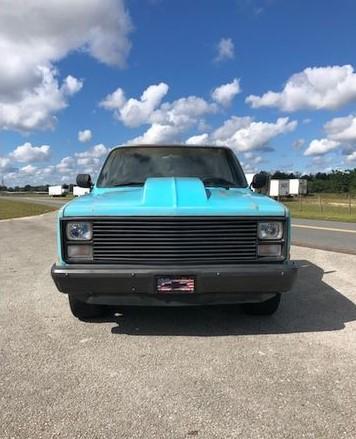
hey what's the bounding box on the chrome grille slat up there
[92,218,258,265]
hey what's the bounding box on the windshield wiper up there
[202,177,237,189]
[112,182,145,187]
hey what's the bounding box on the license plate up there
[156,276,195,293]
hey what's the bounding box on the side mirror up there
[251,173,267,189]
[76,174,92,188]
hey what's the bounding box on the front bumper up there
[51,262,297,306]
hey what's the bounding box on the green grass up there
[0,198,57,220]
[284,195,356,222]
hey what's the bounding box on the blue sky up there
[1,0,356,186]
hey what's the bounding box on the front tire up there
[68,295,107,320]
[241,293,281,316]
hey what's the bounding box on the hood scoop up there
[142,177,208,208]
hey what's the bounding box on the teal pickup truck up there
[51,145,297,320]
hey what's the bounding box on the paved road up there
[0,213,355,438]
[4,195,356,255]
[291,218,356,255]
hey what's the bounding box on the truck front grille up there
[92,218,258,265]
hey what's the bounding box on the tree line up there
[1,170,356,193]
[270,169,356,193]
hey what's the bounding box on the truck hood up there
[62,177,286,217]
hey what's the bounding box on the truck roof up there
[111,144,232,152]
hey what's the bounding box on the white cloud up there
[20,164,38,175]
[10,142,51,163]
[346,151,356,162]
[56,156,76,174]
[100,83,169,127]
[103,83,217,144]
[74,144,109,172]
[0,67,83,131]
[212,116,253,141]
[304,139,341,156]
[324,115,356,143]
[293,139,305,149]
[78,129,93,143]
[302,114,356,158]
[246,65,356,111]
[211,79,241,106]
[75,144,108,159]
[186,133,210,145]
[243,152,263,164]
[212,117,297,152]
[128,124,181,145]
[0,0,132,131]
[215,38,235,62]
[0,156,12,172]
[151,96,216,127]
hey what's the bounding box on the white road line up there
[292,224,356,234]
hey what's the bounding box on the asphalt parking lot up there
[1,212,355,439]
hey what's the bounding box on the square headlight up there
[66,222,92,241]
[258,222,283,240]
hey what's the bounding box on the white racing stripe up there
[292,224,356,234]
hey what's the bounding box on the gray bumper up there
[51,262,297,306]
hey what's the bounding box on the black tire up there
[241,293,281,316]
[68,295,107,320]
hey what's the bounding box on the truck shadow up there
[92,260,356,336]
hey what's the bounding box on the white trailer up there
[289,179,307,196]
[269,179,290,197]
[73,186,90,197]
[48,185,68,197]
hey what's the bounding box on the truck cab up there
[51,145,297,320]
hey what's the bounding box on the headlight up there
[258,222,283,240]
[66,222,92,240]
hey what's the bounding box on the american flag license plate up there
[156,276,195,293]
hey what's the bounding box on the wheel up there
[68,295,108,320]
[241,293,281,316]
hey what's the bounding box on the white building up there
[48,185,69,197]
[269,179,290,197]
[289,179,308,196]
[73,186,90,197]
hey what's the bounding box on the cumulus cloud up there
[103,83,217,144]
[0,156,13,172]
[74,144,109,171]
[211,79,241,106]
[304,138,340,156]
[215,38,235,62]
[10,142,51,163]
[78,129,93,143]
[100,83,169,127]
[151,96,216,126]
[186,133,210,145]
[0,67,83,131]
[246,65,356,111]
[184,116,297,152]
[324,115,356,143]
[128,124,181,145]
[0,0,132,131]
[303,114,356,158]
[243,152,263,165]
[212,117,297,152]
[346,151,356,162]
[75,144,108,159]
[56,156,76,174]
[20,164,38,175]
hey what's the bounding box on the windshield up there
[97,146,247,188]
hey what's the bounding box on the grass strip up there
[0,198,57,220]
